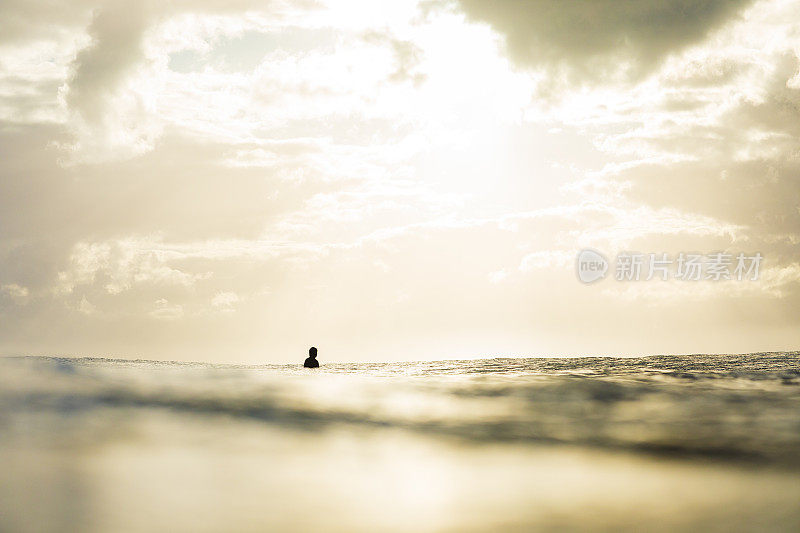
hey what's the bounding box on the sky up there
[1,0,799,363]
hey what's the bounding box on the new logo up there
[576,249,608,283]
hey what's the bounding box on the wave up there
[1,353,799,465]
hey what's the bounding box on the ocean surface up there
[1,353,799,532]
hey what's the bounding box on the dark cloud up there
[0,0,95,44]
[64,1,321,123]
[455,0,755,81]
[66,2,149,123]
[607,53,800,268]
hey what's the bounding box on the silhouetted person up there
[304,346,319,368]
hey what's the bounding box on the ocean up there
[1,353,799,532]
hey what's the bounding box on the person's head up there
[309,346,317,358]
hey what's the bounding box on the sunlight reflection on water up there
[1,354,799,531]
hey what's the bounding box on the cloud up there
[78,295,97,315]
[149,298,184,320]
[604,52,800,249]
[0,0,95,45]
[362,31,427,85]
[455,0,755,81]
[57,238,210,296]
[211,291,240,312]
[1,283,30,305]
[2,0,800,361]
[66,1,149,124]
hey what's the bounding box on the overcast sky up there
[1,0,799,362]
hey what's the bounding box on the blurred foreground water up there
[1,353,799,532]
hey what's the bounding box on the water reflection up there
[1,354,799,531]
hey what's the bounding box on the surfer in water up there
[304,346,319,368]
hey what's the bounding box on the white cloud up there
[1,283,30,304]
[487,269,508,284]
[149,298,184,320]
[211,291,240,312]
[58,238,212,295]
[78,295,97,315]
